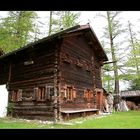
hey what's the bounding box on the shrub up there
[6,102,14,116]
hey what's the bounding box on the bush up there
[6,102,14,116]
[130,75,140,90]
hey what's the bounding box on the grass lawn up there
[0,111,140,128]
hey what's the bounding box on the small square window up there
[84,89,93,102]
[10,89,22,102]
[37,87,45,101]
[62,86,76,102]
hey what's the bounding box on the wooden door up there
[96,91,101,109]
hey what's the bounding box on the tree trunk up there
[107,11,119,94]
[48,11,53,35]
[16,11,23,47]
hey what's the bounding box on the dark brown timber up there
[0,24,108,121]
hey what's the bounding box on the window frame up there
[10,89,22,102]
[36,87,46,101]
[84,89,93,102]
[63,85,76,102]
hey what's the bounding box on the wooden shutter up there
[73,89,76,98]
[87,92,90,101]
[41,87,45,100]
[45,86,54,100]
[88,90,91,99]
[11,91,15,102]
[70,88,73,100]
[45,86,49,100]
[85,91,88,99]
[84,90,87,98]
[38,88,41,100]
[90,91,93,98]
[67,88,70,99]
[33,87,38,101]
[12,91,17,102]
[64,88,67,98]
[50,86,54,96]
[17,89,22,101]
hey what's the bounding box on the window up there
[45,86,54,100]
[63,86,76,101]
[33,86,54,101]
[11,91,17,102]
[84,89,93,102]
[11,89,22,102]
[37,87,45,101]
[67,87,73,100]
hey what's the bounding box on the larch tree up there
[127,21,140,76]
[48,11,63,35]
[106,11,120,94]
[48,11,53,35]
[98,11,126,94]
[102,63,114,92]
[101,40,114,92]
[48,11,81,36]
[125,21,140,90]
[0,11,38,53]
[59,11,80,29]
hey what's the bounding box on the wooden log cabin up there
[0,24,108,121]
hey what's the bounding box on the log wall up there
[0,32,105,121]
[5,41,58,121]
[59,35,103,110]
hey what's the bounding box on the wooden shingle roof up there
[0,24,108,62]
[114,90,140,97]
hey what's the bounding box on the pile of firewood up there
[126,101,139,110]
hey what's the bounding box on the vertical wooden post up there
[99,92,102,111]
[57,40,63,121]
[53,41,63,122]
[54,48,58,123]
[67,113,69,120]
[57,82,62,121]
[99,89,103,112]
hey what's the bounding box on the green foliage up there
[60,11,80,29]
[119,73,134,81]
[99,11,126,93]
[102,64,114,92]
[124,21,140,89]
[48,11,80,35]
[6,102,14,116]
[130,74,140,90]
[0,11,38,53]
[126,41,140,76]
